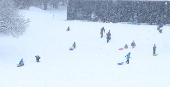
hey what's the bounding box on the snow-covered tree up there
[0,0,28,37]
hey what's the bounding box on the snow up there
[0,6,170,87]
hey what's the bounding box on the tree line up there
[14,0,68,10]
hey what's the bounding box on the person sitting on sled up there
[35,55,41,62]
[19,58,24,66]
[72,42,76,49]
[125,52,131,64]
[66,26,70,31]
[124,44,128,49]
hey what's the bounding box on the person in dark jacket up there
[100,27,105,38]
[35,55,41,62]
[106,30,111,43]
[66,26,70,31]
[131,40,136,48]
[153,44,156,54]
[125,52,131,64]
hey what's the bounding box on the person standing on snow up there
[153,44,156,54]
[124,44,128,49]
[72,42,76,49]
[106,30,111,43]
[35,55,41,62]
[100,27,105,38]
[125,52,131,64]
[131,40,136,48]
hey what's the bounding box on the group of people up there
[18,55,41,67]
[124,41,136,64]
[100,27,111,43]
[100,26,158,64]
[100,27,135,64]
[124,42,157,64]
[66,26,76,49]
[124,40,136,49]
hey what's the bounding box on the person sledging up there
[72,42,76,49]
[17,58,24,67]
[66,26,70,31]
[124,44,128,49]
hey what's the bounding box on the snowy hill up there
[0,6,170,87]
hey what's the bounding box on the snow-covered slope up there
[0,6,170,87]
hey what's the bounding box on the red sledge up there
[119,48,123,50]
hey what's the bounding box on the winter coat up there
[67,27,70,31]
[124,45,128,49]
[20,62,24,66]
[35,56,40,60]
[107,32,111,39]
[131,42,136,47]
[73,42,76,47]
[19,58,23,64]
[159,23,163,28]
[101,27,105,34]
[125,54,130,60]
[19,58,24,66]
[153,46,156,51]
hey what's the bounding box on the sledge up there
[69,47,73,50]
[119,48,123,50]
[17,64,24,67]
[153,54,158,56]
[118,62,124,65]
